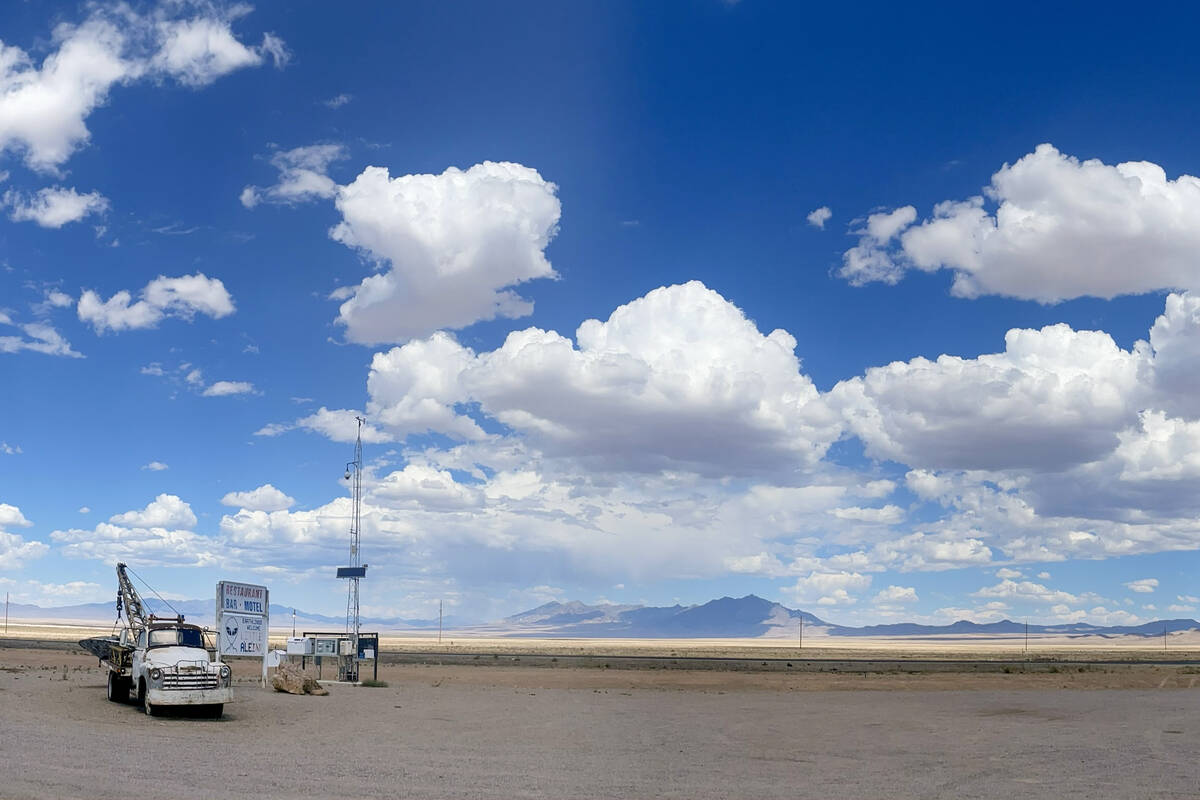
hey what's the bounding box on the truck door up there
[132,629,148,676]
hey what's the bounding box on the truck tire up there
[106,671,129,703]
[137,679,155,716]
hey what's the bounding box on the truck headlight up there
[219,664,231,685]
[149,668,163,682]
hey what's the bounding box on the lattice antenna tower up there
[339,415,366,681]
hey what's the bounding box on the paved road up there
[2,658,1197,799]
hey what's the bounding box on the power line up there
[125,564,183,619]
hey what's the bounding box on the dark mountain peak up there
[504,599,618,624]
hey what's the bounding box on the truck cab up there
[128,621,232,716]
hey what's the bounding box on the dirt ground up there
[2,646,1198,799]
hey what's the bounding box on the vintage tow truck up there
[80,563,232,717]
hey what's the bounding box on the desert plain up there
[1,624,1198,799]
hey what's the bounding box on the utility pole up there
[798,615,803,650]
[4,592,8,634]
[292,608,296,638]
[1164,623,1168,651]
[1025,620,1028,654]
[439,599,443,645]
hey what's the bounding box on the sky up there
[3,1,1200,627]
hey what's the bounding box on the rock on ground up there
[271,661,329,695]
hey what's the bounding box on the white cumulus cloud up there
[202,380,255,397]
[356,281,841,476]
[0,317,81,357]
[0,504,46,569]
[329,160,561,344]
[51,494,224,568]
[1123,578,1158,594]
[220,484,296,512]
[784,571,872,606]
[873,585,918,604]
[972,578,1080,605]
[0,504,32,531]
[78,273,234,333]
[806,206,831,229]
[830,322,1144,471]
[0,531,48,570]
[5,185,108,227]
[0,5,285,172]
[843,144,1200,302]
[109,494,197,529]
[830,505,904,524]
[838,206,916,285]
[152,13,288,87]
[240,143,346,208]
[0,578,107,605]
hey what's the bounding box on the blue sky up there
[3,1,1200,626]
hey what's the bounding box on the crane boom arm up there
[115,562,147,634]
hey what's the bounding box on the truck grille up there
[162,673,219,690]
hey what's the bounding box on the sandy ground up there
[2,646,1199,799]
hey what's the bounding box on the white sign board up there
[216,580,269,685]
[219,581,268,615]
[218,613,267,657]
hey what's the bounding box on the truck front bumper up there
[146,686,233,706]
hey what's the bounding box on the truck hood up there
[144,646,213,669]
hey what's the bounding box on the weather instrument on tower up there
[337,415,368,681]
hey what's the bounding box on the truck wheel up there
[144,697,156,716]
[137,679,154,716]
[106,671,129,703]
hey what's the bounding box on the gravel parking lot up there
[1,647,1197,799]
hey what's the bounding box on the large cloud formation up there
[830,323,1146,471]
[0,3,285,172]
[342,281,841,476]
[250,279,1200,619]
[55,288,1200,622]
[329,161,561,344]
[840,144,1200,302]
[52,494,218,567]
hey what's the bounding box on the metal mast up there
[115,562,149,636]
[339,415,365,681]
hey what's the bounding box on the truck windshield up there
[147,628,205,648]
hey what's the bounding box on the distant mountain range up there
[6,593,1197,639]
[2,598,464,632]
[499,595,1200,639]
[502,595,824,637]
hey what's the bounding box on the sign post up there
[216,580,269,687]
